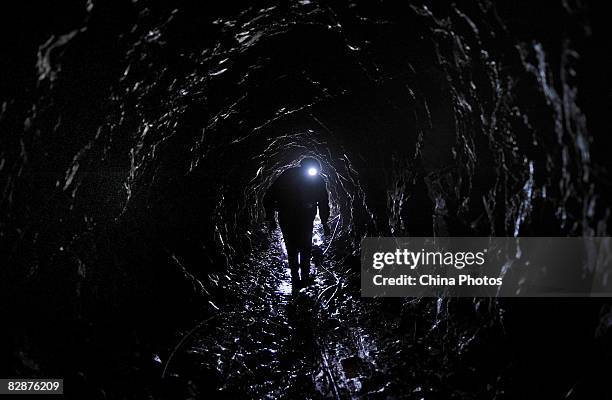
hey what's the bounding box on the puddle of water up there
[275,264,293,297]
[279,236,287,256]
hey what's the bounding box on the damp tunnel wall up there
[23,0,601,261]
[0,0,610,397]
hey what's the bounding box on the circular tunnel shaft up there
[2,1,608,399]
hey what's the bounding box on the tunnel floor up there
[163,222,384,399]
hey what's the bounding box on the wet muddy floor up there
[162,223,386,399]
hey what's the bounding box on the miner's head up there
[299,157,321,176]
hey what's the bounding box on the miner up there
[264,157,331,290]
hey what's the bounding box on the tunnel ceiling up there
[4,1,599,267]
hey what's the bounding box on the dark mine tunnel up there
[1,0,611,399]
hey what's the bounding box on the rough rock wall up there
[0,0,609,395]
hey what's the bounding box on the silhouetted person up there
[264,157,331,290]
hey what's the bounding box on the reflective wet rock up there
[1,1,610,399]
